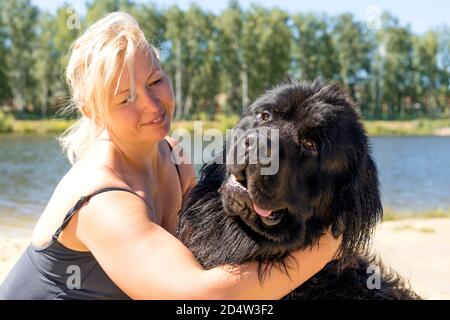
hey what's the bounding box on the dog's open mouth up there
[257,209,284,226]
[219,174,285,226]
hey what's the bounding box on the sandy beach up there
[373,218,450,299]
[1,218,449,300]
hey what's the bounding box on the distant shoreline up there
[383,208,450,221]
[1,118,450,136]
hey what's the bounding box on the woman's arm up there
[77,191,340,300]
[205,230,340,300]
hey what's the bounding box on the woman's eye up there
[119,96,135,105]
[147,78,163,87]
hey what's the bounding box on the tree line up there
[0,0,449,120]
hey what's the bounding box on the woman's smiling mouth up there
[141,112,166,127]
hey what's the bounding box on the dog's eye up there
[302,139,316,152]
[257,111,272,122]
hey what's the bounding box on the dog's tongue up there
[253,204,273,217]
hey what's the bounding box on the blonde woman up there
[0,12,340,300]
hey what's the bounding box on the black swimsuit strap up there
[52,138,183,241]
[164,138,182,181]
[52,187,152,240]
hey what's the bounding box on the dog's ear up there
[356,155,383,229]
[340,153,383,257]
[331,212,346,238]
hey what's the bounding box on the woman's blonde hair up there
[59,12,159,164]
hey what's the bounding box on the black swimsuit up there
[0,140,182,300]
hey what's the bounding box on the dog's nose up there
[227,129,280,176]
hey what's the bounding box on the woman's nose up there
[141,90,163,114]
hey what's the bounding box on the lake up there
[1,134,449,230]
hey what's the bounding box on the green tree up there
[215,0,244,113]
[0,5,11,104]
[164,5,221,119]
[0,2,448,121]
[85,0,136,25]
[181,5,220,117]
[164,5,186,119]
[51,4,83,112]
[133,3,165,49]
[375,14,415,118]
[241,6,292,103]
[332,14,372,105]
[32,12,58,118]
[436,27,450,116]
[1,0,38,112]
[291,13,339,81]
[412,31,442,116]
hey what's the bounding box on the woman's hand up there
[300,229,343,265]
[206,230,342,300]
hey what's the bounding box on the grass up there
[0,113,241,135]
[363,118,450,136]
[1,112,450,136]
[2,117,450,136]
[0,110,14,132]
[170,113,241,135]
[392,224,436,233]
[383,207,450,221]
[10,119,76,134]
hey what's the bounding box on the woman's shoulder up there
[31,164,137,250]
[64,161,131,195]
[63,164,151,221]
[163,136,197,195]
[44,162,141,226]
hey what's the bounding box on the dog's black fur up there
[176,80,420,299]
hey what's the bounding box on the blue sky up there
[33,0,449,34]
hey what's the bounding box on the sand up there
[434,127,450,136]
[373,218,450,299]
[1,218,449,299]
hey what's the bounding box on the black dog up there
[176,80,420,299]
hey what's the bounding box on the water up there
[0,135,69,230]
[1,134,449,230]
[370,136,450,213]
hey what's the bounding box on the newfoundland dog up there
[176,79,420,299]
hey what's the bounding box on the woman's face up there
[107,48,175,144]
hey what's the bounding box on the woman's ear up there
[81,105,92,119]
[81,105,91,118]
[81,105,103,127]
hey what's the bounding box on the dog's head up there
[219,79,382,260]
